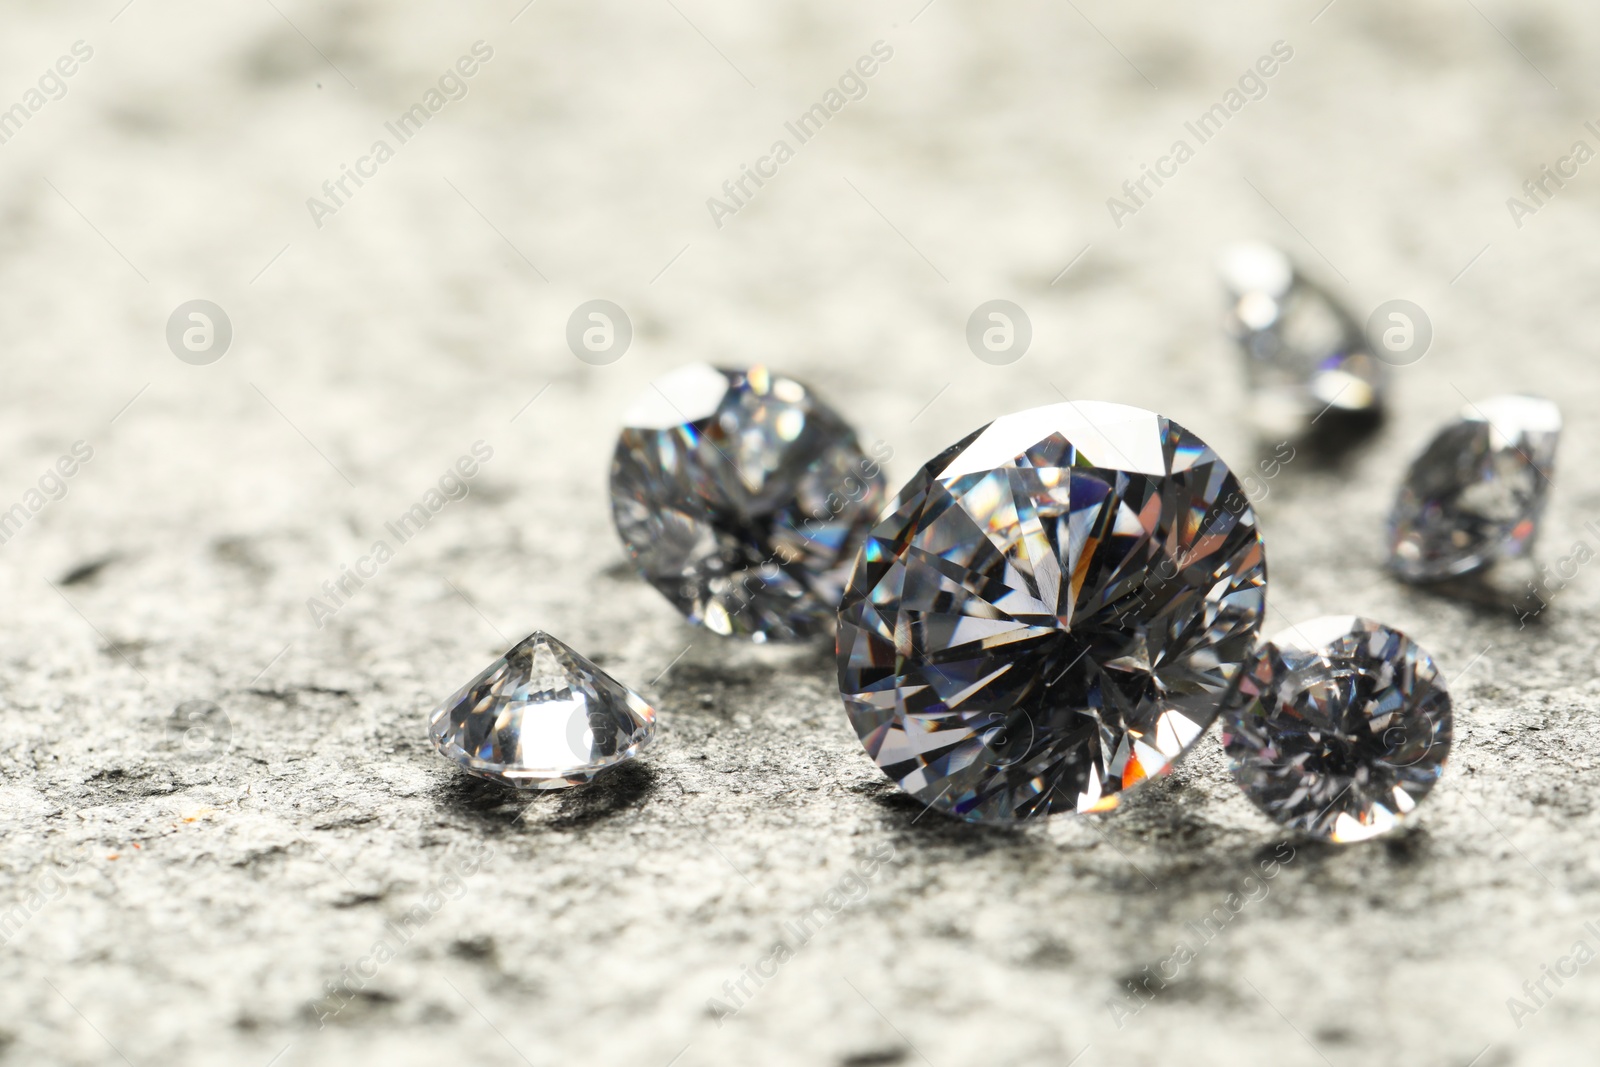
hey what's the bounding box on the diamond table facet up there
[610,364,887,643]
[1388,394,1560,582]
[836,401,1268,822]
[429,632,656,789]
[1221,616,1452,843]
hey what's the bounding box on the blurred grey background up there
[2,0,1599,1064]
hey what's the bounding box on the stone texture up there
[2,1,1600,1065]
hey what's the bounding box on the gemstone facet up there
[836,401,1268,822]
[610,364,887,642]
[429,632,656,789]
[1387,394,1560,582]
[1221,616,1452,843]
[1219,242,1384,434]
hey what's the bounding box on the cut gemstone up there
[429,632,655,789]
[1219,242,1384,434]
[836,401,1268,822]
[1388,394,1560,582]
[610,364,887,642]
[1221,616,1452,843]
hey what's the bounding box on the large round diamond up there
[836,401,1267,822]
[610,364,887,642]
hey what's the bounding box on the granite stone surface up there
[1,1,1598,1064]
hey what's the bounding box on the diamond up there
[1219,242,1384,434]
[429,632,655,789]
[1221,616,1452,843]
[836,401,1268,822]
[610,364,887,642]
[1387,394,1560,582]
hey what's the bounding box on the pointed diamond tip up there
[1218,241,1293,298]
[429,631,656,790]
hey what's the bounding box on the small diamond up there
[836,401,1268,822]
[610,364,887,642]
[1388,394,1560,582]
[1222,616,1452,843]
[1219,242,1384,434]
[429,632,655,789]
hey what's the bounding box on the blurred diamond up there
[429,632,655,789]
[1388,394,1560,582]
[1219,242,1384,435]
[836,401,1268,822]
[610,364,886,642]
[1222,616,1452,843]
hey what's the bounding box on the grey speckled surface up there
[2,0,1600,1064]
